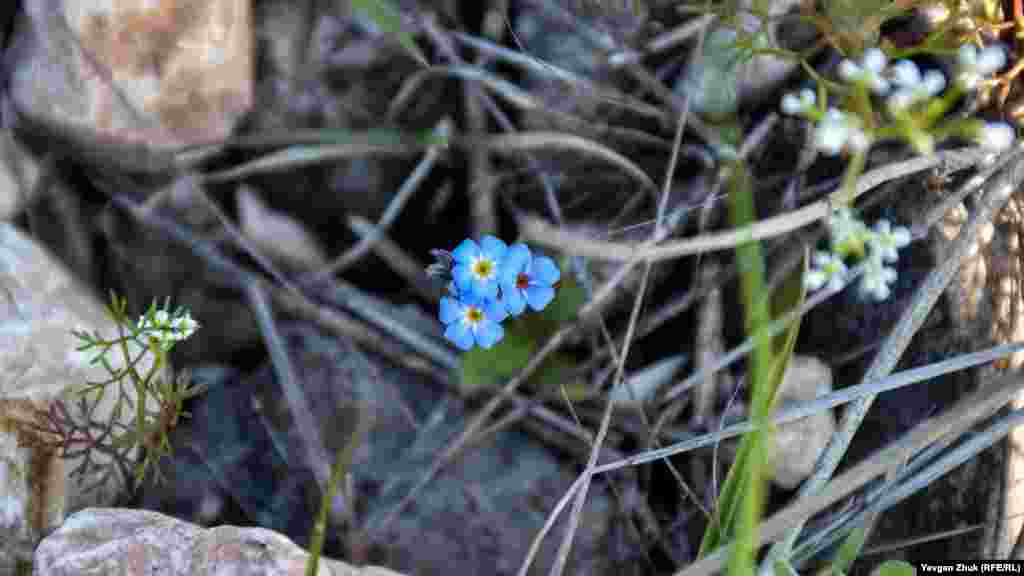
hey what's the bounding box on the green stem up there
[839,150,867,206]
[725,160,773,576]
[306,415,364,576]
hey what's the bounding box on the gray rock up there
[8,0,252,149]
[33,508,405,576]
[0,222,162,570]
[768,356,836,490]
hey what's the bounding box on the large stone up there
[0,223,162,570]
[33,508,405,576]
[8,0,252,149]
[769,355,836,490]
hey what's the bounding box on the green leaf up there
[774,558,800,576]
[528,258,587,330]
[873,560,915,576]
[765,248,809,409]
[528,353,585,401]
[700,162,772,569]
[548,282,586,326]
[459,322,534,392]
[681,26,743,121]
[458,258,586,395]
[350,0,428,66]
[699,249,809,560]
[831,524,869,576]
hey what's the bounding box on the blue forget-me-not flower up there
[432,236,562,350]
[499,243,561,316]
[439,290,508,350]
[452,235,508,300]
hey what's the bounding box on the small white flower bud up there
[978,122,1015,151]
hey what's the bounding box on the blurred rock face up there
[0,223,163,572]
[33,508,406,576]
[8,0,252,148]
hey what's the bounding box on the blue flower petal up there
[452,265,474,290]
[475,319,504,349]
[531,256,561,285]
[525,285,556,311]
[439,297,462,325]
[445,323,475,350]
[499,274,518,295]
[502,244,531,274]
[503,288,526,316]
[452,239,480,264]
[484,297,509,322]
[480,236,508,261]
[468,278,498,300]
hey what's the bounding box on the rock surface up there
[0,223,162,570]
[8,0,252,149]
[769,355,836,490]
[33,508,405,576]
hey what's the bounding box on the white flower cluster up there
[955,43,1006,90]
[815,107,870,156]
[780,45,1015,155]
[805,207,912,301]
[780,86,871,156]
[838,47,890,95]
[136,308,200,349]
[886,59,946,112]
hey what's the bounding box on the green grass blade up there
[698,161,776,576]
[830,524,869,576]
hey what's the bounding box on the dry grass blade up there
[520,149,990,262]
[764,149,1024,568]
[201,141,428,183]
[675,370,1024,576]
[484,131,658,193]
[588,341,1024,475]
[609,14,717,67]
[449,31,666,120]
[303,119,451,282]
[544,11,709,571]
[390,65,544,118]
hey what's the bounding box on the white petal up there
[977,45,1007,75]
[923,70,946,95]
[868,77,891,95]
[889,60,920,87]
[804,270,827,291]
[864,48,887,73]
[838,60,860,83]
[847,128,871,152]
[781,93,802,115]
[826,273,847,292]
[891,227,911,247]
[798,88,816,108]
[812,251,834,267]
[958,44,979,69]
[980,122,1015,151]
[814,109,849,155]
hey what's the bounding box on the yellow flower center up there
[472,258,494,279]
[464,306,484,324]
